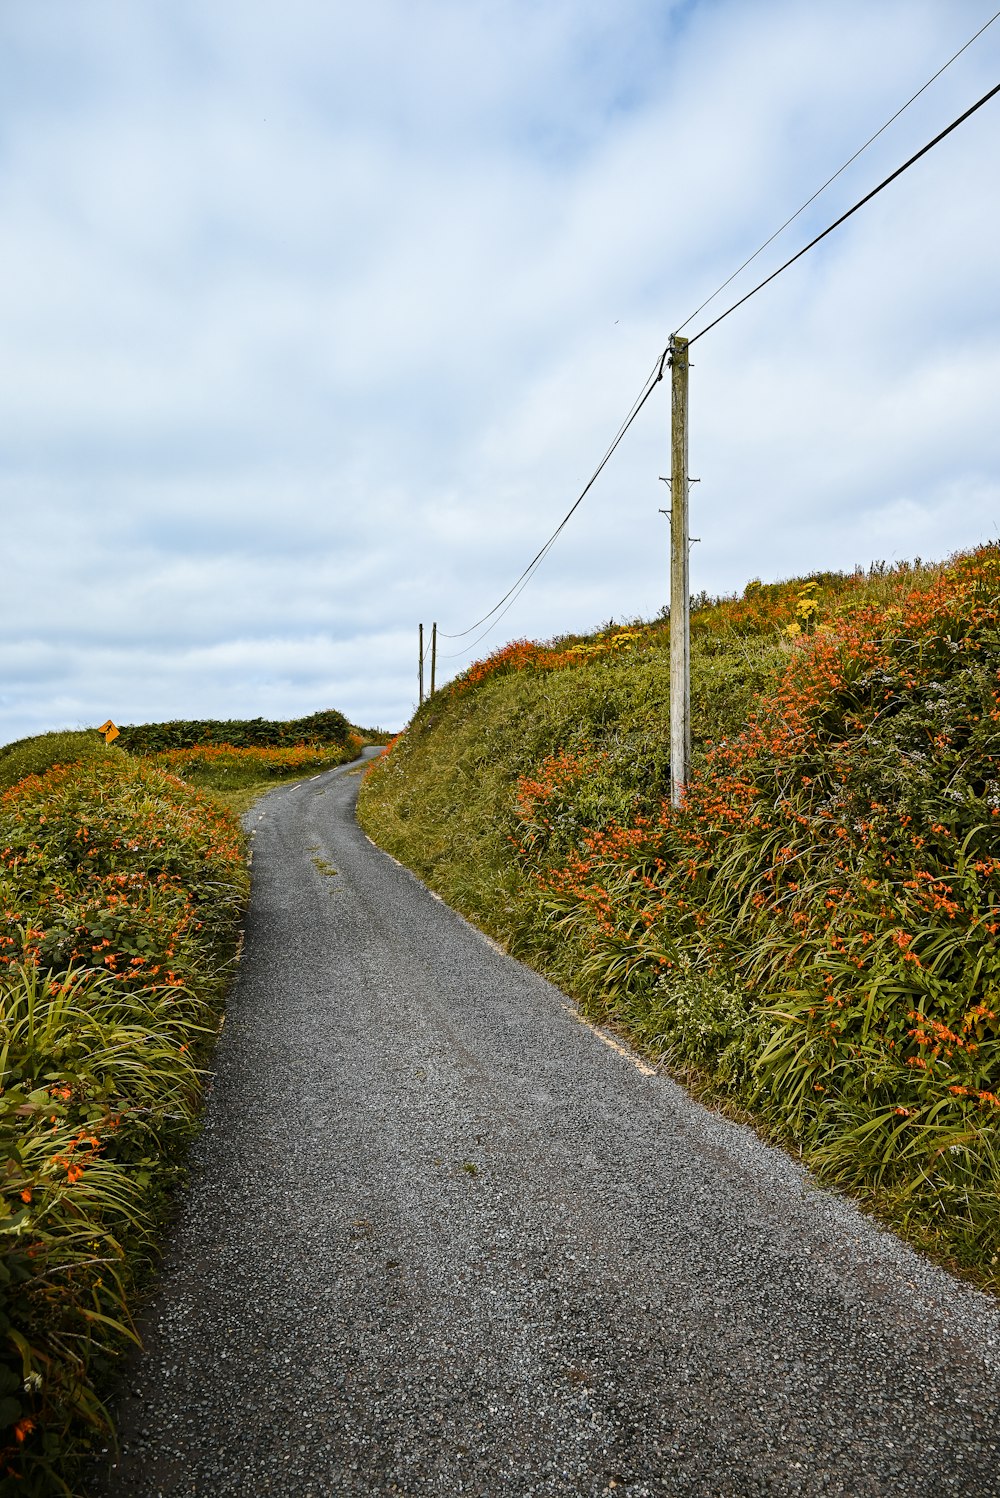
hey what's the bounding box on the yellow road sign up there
[97,720,120,744]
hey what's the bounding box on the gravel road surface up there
[94,753,1000,1497]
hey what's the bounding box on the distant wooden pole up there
[669,334,690,807]
[419,623,425,705]
[430,622,437,697]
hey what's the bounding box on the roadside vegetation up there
[0,711,371,1492]
[0,732,107,798]
[116,707,355,755]
[144,738,365,815]
[359,546,1000,1290]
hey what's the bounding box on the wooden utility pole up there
[430,622,437,697]
[418,623,425,705]
[669,334,690,807]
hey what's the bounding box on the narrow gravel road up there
[94,754,1000,1497]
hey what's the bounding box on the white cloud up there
[1,0,998,740]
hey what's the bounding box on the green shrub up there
[116,707,352,754]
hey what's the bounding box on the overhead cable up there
[437,355,665,653]
[686,79,1000,345]
[438,64,1000,662]
[673,7,1000,336]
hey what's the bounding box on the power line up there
[687,78,1000,346]
[439,356,664,659]
[437,354,665,654]
[673,7,1000,336]
[438,354,662,641]
[438,68,1000,663]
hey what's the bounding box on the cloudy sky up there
[2,0,998,740]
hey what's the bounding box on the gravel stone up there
[91,753,1000,1496]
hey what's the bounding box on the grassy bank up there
[358,548,1000,1289]
[0,715,373,1491]
[0,731,107,797]
[0,751,248,1493]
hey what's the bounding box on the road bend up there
[95,753,1000,1497]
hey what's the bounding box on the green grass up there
[0,730,108,794]
[0,717,374,1489]
[1,751,249,1492]
[359,549,1000,1292]
[359,629,781,951]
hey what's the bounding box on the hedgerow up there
[0,755,248,1492]
[116,707,352,754]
